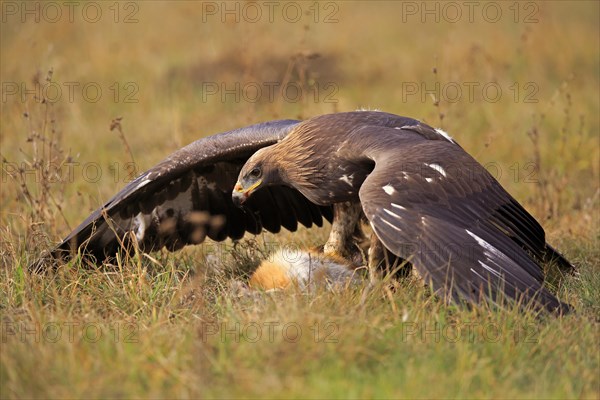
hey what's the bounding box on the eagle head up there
[233,147,282,207]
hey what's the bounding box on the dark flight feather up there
[38,119,332,265]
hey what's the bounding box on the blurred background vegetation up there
[1,1,598,242]
[1,1,598,398]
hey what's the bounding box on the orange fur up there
[249,249,360,291]
[248,261,291,290]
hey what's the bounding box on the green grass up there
[1,1,599,399]
[1,253,598,398]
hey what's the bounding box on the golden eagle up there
[37,111,573,313]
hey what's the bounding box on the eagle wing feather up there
[356,124,570,312]
[42,120,332,266]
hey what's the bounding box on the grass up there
[1,1,599,399]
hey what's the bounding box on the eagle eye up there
[249,167,262,179]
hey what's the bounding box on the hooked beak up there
[232,180,262,207]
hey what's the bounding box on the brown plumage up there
[35,111,573,313]
[234,111,574,313]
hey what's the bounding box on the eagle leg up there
[323,201,412,279]
[323,201,365,265]
[368,231,412,279]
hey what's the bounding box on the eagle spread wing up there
[37,110,571,313]
[356,124,569,310]
[46,120,332,264]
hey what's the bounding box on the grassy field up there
[1,1,599,398]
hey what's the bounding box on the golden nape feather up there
[249,248,364,291]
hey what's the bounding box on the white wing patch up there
[435,128,455,144]
[466,229,507,278]
[426,163,447,177]
[383,208,402,220]
[391,203,407,211]
[479,261,502,278]
[466,229,498,256]
[355,107,381,112]
[133,213,146,241]
[135,178,151,190]
[470,268,487,281]
[425,178,433,183]
[383,184,396,195]
[339,174,354,186]
[379,216,402,232]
